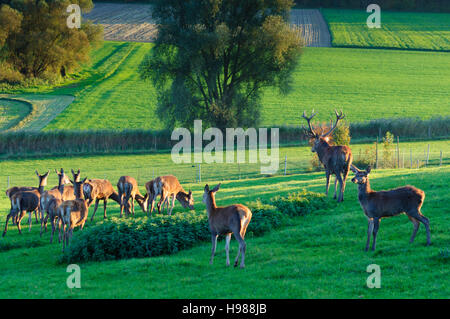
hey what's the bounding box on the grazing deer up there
[3,191,40,236]
[83,178,121,222]
[117,176,148,217]
[6,170,50,225]
[58,174,89,252]
[302,110,353,202]
[40,168,71,236]
[144,179,157,214]
[203,184,252,268]
[350,165,431,251]
[150,175,194,215]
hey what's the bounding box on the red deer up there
[83,178,121,222]
[350,165,431,251]
[58,174,89,252]
[147,175,194,215]
[203,184,252,268]
[117,176,148,217]
[40,168,71,236]
[302,110,353,202]
[3,191,40,236]
[6,170,49,225]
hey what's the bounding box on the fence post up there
[284,155,287,176]
[375,137,379,169]
[440,151,443,166]
[426,144,430,167]
[410,149,413,169]
[396,136,400,168]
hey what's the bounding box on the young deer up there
[350,165,431,251]
[117,176,148,217]
[6,170,49,225]
[40,168,71,236]
[150,175,194,215]
[3,191,40,236]
[203,184,252,268]
[302,110,353,202]
[58,174,89,252]
[83,178,121,222]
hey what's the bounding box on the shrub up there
[382,131,395,168]
[271,190,329,217]
[332,120,351,146]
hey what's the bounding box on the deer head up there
[71,169,81,183]
[55,168,71,185]
[350,165,371,184]
[203,184,220,205]
[178,190,194,210]
[302,109,346,153]
[35,170,50,187]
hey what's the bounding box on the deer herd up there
[2,110,432,268]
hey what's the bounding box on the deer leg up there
[407,216,420,243]
[90,199,100,222]
[415,212,431,246]
[131,196,135,217]
[169,194,176,216]
[365,219,374,252]
[371,218,380,251]
[3,213,11,237]
[336,174,344,202]
[157,191,165,214]
[225,233,231,266]
[28,211,33,232]
[103,199,108,219]
[325,172,331,196]
[50,217,56,244]
[331,175,337,200]
[210,233,218,265]
[233,232,246,268]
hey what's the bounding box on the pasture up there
[0,149,448,298]
[1,42,448,131]
[322,9,450,51]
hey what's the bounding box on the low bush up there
[61,190,329,263]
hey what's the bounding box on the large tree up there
[0,0,102,80]
[140,0,303,129]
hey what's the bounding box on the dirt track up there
[84,3,331,47]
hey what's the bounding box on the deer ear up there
[69,179,74,185]
[366,165,372,174]
[71,169,75,175]
[82,177,87,183]
[204,184,209,192]
[212,183,221,192]
[35,170,40,177]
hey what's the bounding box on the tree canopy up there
[0,0,102,82]
[140,0,303,129]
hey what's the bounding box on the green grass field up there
[1,41,449,131]
[0,99,31,131]
[322,9,450,51]
[0,148,448,298]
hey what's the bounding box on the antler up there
[301,110,318,138]
[321,109,345,137]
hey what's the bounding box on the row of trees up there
[0,0,102,83]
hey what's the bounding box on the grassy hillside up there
[0,150,448,298]
[322,9,450,50]
[2,42,449,131]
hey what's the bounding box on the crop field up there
[322,9,450,51]
[1,42,448,131]
[0,148,448,298]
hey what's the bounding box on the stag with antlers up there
[302,110,353,202]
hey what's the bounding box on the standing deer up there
[203,184,252,268]
[6,170,50,225]
[302,110,353,202]
[148,175,194,215]
[83,178,121,222]
[117,176,148,217]
[144,179,157,214]
[58,174,89,252]
[3,191,40,236]
[350,165,431,251]
[40,168,71,236]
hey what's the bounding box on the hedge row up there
[60,190,329,263]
